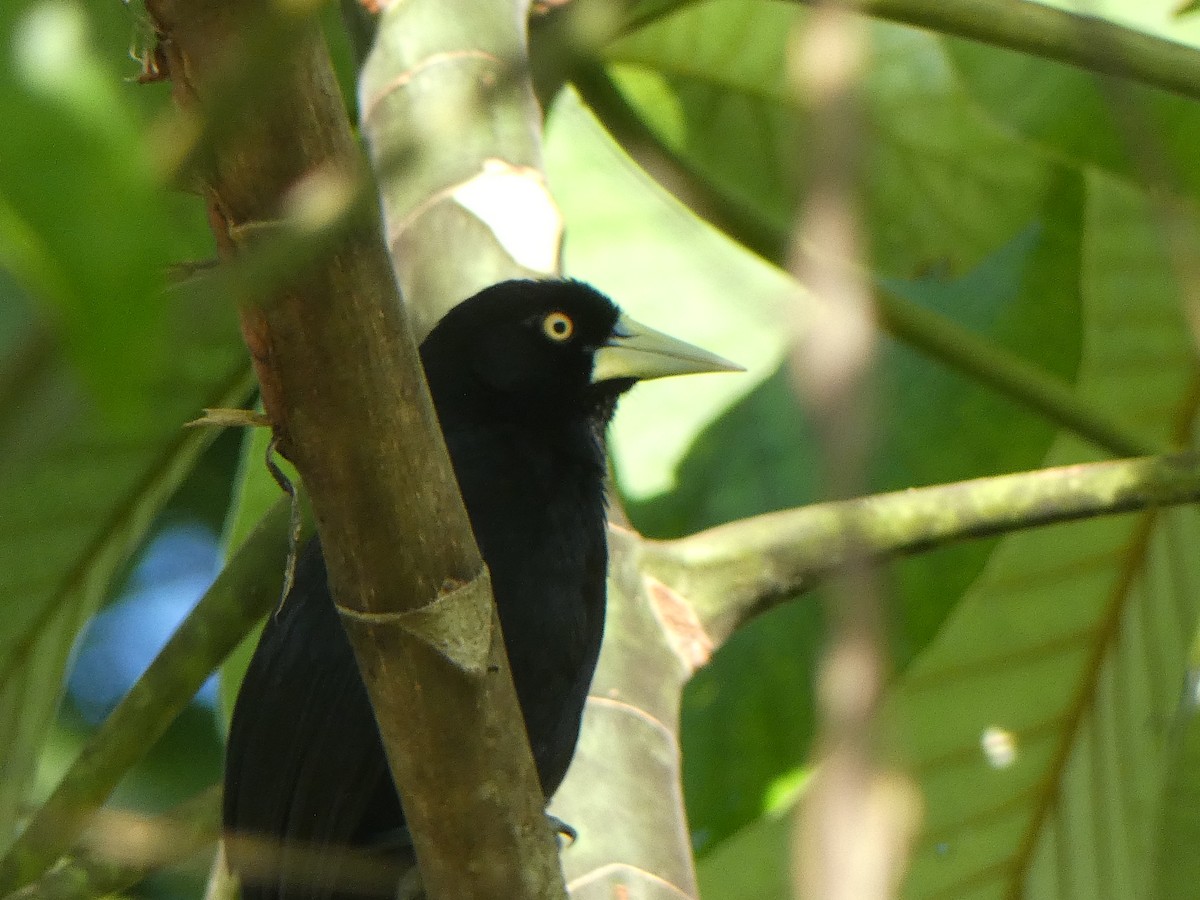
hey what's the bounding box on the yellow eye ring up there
[542,311,574,342]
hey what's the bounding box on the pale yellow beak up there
[591,313,743,384]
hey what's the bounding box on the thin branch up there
[0,500,300,892]
[786,5,917,895]
[875,289,1157,459]
[641,452,1200,648]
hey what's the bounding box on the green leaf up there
[563,0,1086,848]
[894,175,1200,898]
[696,806,792,900]
[941,1,1200,192]
[0,0,213,417]
[1152,668,1200,897]
[0,275,249,845]
[0,0,253,846]
[215,422,300,729]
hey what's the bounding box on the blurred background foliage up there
[3,0,1200,897]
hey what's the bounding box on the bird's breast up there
[444,418,610,796]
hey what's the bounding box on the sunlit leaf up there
[894,175,1200,898]
[0,0,209,417]
[566,0,1085,848]
[0,277,249,843]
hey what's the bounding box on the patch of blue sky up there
[68,523,223,724]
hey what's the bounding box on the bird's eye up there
[542,312,574,342]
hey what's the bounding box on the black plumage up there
[223,279,736,899]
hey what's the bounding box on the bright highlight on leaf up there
[452,159,563,274]
[980,725,1018,770]
[15,2,86,90]
[282,165,360,235]
[763,766,812,815]
[15,1,132,145]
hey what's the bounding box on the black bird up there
[223,279,737,899]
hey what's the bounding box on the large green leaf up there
[696,807,792,900]
[0,0,209,410]
[560,0,1087,849]
[606,1,1062,277]
[0,1,250,846]
[894,171,1200,899]
[0,280,249,843]
[942,0,1200,195]
[1151,632,1200,899]
[694,173,1200,897]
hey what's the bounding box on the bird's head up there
[420,280,740,425]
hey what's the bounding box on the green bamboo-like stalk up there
[359,0,561,339]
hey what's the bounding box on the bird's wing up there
[224,538,405,900]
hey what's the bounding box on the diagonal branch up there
[818,0,1200,105]
[140,2,565,898]
[3,789,223,900]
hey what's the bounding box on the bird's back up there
[223,539,408,900]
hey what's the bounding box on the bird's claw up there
[547,814,577,848]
